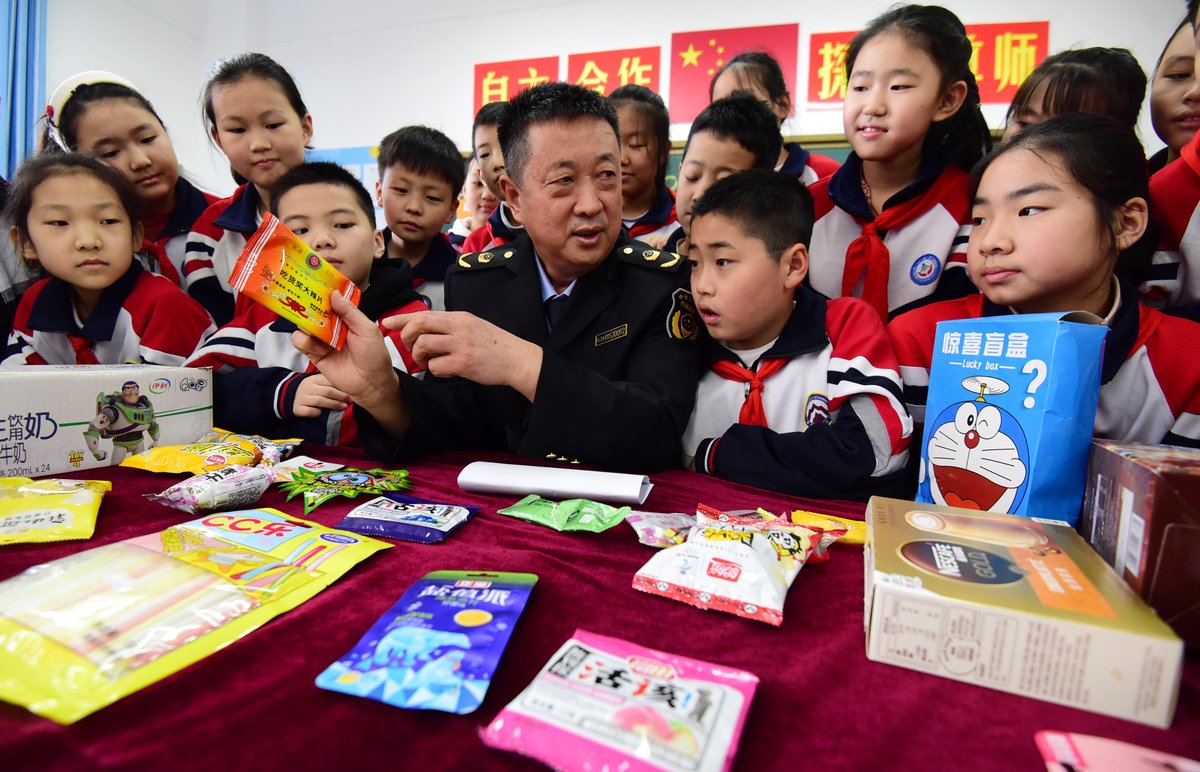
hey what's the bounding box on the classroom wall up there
[45,0,1182,197]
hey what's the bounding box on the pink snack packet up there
[481,629,757,772]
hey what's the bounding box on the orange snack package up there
[229,214,361,349]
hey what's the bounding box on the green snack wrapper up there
[497,495,629,533]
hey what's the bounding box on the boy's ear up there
[781,242,809,289]
[374,179,384,207]
[371,227,386,260]
[1114,196,1150,251]
[933,80,969,123]
[444,198,458,227]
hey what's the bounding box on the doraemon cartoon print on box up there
[916,313,1106,526]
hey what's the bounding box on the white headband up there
[45,71,142,151]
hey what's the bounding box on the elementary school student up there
[3,154,214,366]
[375,125,465,311]
[186,162,427,446]
[807,4,992,322]
[683,170,912,499]
[667,92,782,256]
[709,51,841,184]
[462,101,524,253]
[184,53,314,326]
[889,114,1200,448]
[44,71,217,287]
[608,85,677,244]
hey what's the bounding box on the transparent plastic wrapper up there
[625,510,696,548]
[0,478,111,545]
[194,429,300,466]
[147,465,277,515]
[632,505,840,626]
[497,494,628,532]
[335,493,477,543]
[481,629,757,772]
[317,570,535,713]
[0,508,388,723]
[229,214,361,350]
[120,437,263,474]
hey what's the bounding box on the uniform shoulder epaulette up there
[449,248,516,273]
[616,244,684,271]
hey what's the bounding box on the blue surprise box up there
[916,312,1107,526]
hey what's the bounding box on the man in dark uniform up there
[293,82,699,472]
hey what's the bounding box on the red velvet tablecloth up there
[1,446,1198,771]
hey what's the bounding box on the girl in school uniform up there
[608,85,678,245]
[184,53,313,325]
[806,4,992,322]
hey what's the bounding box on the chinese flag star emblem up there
[668,23,799,123]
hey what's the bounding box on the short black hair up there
[376,125,466,195]
[472,101,509,141]
[498,81,620,185]
[690,169,813,259]
[270,161,376,225]
[50,81,167,153]
[5,153,141,249]
[1189,0,1199,25]
[1006,47,1147,131]
[684,92,782,170]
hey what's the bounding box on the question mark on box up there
[1022,359,1047,408]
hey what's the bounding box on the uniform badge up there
[910,254,941,285]
[805,394,830,427]
[666,288,698,342]
[595,324,628,346]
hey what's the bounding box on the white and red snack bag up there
[480,629,757,772]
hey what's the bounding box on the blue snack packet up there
[316,570,537,714]
[333,493,477,543]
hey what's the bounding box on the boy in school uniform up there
[187,162,426,446]
[665,92,782,256]
[463,102,526,253]
[375,126,466,311]
[683,170,912,499]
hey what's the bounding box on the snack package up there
[632,505,830,626]
[0,508,388,723]
[498,494,628,533]
[276,467,412,514]
[273,455,344,481]
[0,478,111,545]
[481,629,758,772]
[120,437,263,475]
[229,214,361,350]
[194,429,300,466]
[625,510,696,548]
[147,465,277,515]
[316,570,536,714]
[335,493,477,543]
[778,508,866,546]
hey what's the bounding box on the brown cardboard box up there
[1081,441,1200,647]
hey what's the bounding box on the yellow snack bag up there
[777,508,867,546]
[0,478,111,545]
[120,438,263,475]
[228,214,361,350]
[0,508,388,723]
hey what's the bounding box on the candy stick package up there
[229,214,361,350]
[0,508,388,723]
[317,570,536,713]
[481,629,758,772]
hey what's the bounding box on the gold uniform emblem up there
[667,288,698,341]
